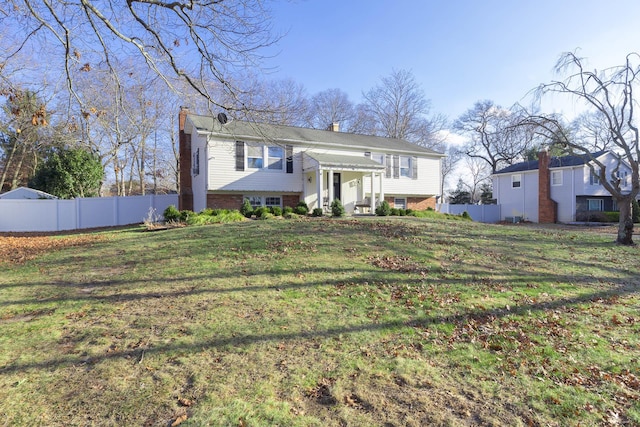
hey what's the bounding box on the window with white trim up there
[551,170,562,186]
[394,198,406,209]
[267,146,284,170]
[371,153,385,165]
[264,196,282,207]
[192,147,200,176]
[511,174,522,188]
[589,170,601,185]
[247,144,263,169]
[400,156,412,177]
[588,199,603,211]
[245,195,282,208]
[245,195,262,209]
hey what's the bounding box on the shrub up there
[398,209,406,216]
[200,208,215,216]
[293,201,309,215]
[179,210,193,222]
[603,211,619,223]
[405,208,413,215]
[270,206,283,216]
[312,207,324,217]
[461,211,472,220]
[390,208,399,216]
[163,205,181,222]
[257,211,274,220]
[330,199,345,217]
[283,206,294,215]
[253,206,270,218]
[240,199,254,218]
[633,199,640,223]
[375,200,391,216]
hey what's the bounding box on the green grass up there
[1,217,639,426]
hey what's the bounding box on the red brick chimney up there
[538,149,557,223]
[178,106,193,211]
[327,122,339,132]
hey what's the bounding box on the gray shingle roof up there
[494,151,608,174]
[187,114,444,157]
[305,152,386,171]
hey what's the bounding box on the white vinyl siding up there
[208,138,303,193]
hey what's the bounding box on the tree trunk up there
[617,197,634,245]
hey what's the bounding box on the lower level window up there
[264,196,282,207]
[245,195,282,208]
[394,198,406,209]
[588,199,603,211]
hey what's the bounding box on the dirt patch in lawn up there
[0,234,107,264]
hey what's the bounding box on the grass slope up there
[1,217,639,426]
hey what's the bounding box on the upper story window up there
[589,170,601,186]
[400,156,412,178]
[246,144,283,171]
[511,174,522,188]
[371,153,385,165]
[192,147,200,176]
[551,170,562,186]
[247,144,264,169]
[267,146,284,170]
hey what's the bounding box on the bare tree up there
[439,144,463,201]
[226,77,309,126]
[305,88,355,131]
[454,100,535,173]
[462,156,491,204]
[2,1,279,112]
[362,69,446,148]
[522,51,640,245]
[571,111,616,152]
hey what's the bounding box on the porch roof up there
[304,152,386,172]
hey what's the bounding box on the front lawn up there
[0,217,638,426]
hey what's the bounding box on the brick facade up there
[206,194,245,210]
[385,196,435,210]
[283,195,301,208]
[538,150,558,223]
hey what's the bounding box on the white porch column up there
[370,172,376,212]
[379,172,384,206]
[328,170,334,208]
[316,168,323,210]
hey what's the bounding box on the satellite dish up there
[217,112,228,124]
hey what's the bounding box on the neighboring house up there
[492,150,633,223]
[178,108,444,213]
[0,187,58,200]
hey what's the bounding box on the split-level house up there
[178,108,444,213]
[492,150,633,223]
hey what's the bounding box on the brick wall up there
[385,196,435,210]
[538,150,557,223]
[206,194,244,210]
[283,195,301,208]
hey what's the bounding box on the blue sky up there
[265,0,640,121]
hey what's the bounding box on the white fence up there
[0,194,178,232]
[437,203,501,223]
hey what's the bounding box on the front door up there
[333,173,341,201]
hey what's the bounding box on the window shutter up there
[393,155,400,179]
[286,145,293,174]
[385,154,392,178]
[411,156,418,179]
[235,141,245,171]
